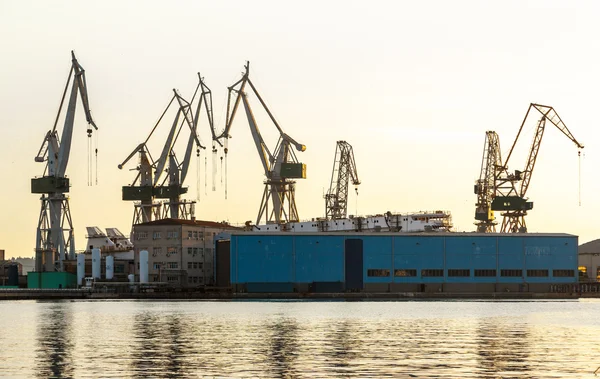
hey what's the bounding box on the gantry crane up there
[325,141,360,219]
[491,103,583,233]
[32,51,97,272]
[211,62,306,225]
[474,131,502,233]
[119,75,208,225]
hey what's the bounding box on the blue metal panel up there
[294,235,344,282]
[345,239,363,290]
[236,235,294,283]
[498,236,524,270]
[393,236,444,283]
[363,236,392,283]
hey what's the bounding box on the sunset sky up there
[1,1,598,258]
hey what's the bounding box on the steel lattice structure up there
[325,141,360,220]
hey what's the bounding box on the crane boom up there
[216,61,307,225]
[474,131,502,232]
[32,51,98,272]
[493,103,583,233]
[325,141,360,220]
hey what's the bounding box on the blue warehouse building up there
[221,233,578,293]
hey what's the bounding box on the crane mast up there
[473,131,502,233]
[32,51,98,272]
[325,141,360,220]
[491,103,583,233]
[119,76,207,226]
[213,62,306,225]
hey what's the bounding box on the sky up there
[1,1,599,259]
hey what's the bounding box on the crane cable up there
[95,129,99,185]
[578,150,582,206]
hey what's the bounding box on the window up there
[501,269,522,277]
[421,269,443,277]
[167,262,178,269]
[115,264,125,274]
[153,263,161,270]
[527,269,549,277]
[475,269,496,277]
[167,275,178,282]
[448,269,470,277]
[188,262,193,269]
[167,231,178,239]
[193,276,198,283]
[188,247,193,255]
[553,269,575,277]
[193,231,198,238]
[198,262,203,270]
[167,247,177,255]
[152,231,161,240]
[153,247,162,256]
[188,231,193,239]
[188,276,193,284]
[193,262,198,269]
[394,269,417,277]
[367,269,390,277]
[137,231,148,240]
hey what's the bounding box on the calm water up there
[0,300,599,378]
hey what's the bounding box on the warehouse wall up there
[230,233,578,293]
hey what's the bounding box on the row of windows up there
[187,231,215,239]
[187,247,212,255]
[153,262,180,270]
[188,276,204,284]
[367,269,575,278]
[187,262,204,270]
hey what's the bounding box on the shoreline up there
[0,290,596,301]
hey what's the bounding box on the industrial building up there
[578,239,600,282]
[133,218,239,286]
[226,232,578,293]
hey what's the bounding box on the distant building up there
[578,239,600,282]
[0,250,4,260]
[0,260,22,286]
[13,257,35,274]
[132,219,239,287]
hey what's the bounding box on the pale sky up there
[1,1,599,259]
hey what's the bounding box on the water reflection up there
[35,301,74,378]
[476,319,531,377]
[264,316,299,378]
[3,300,597,378]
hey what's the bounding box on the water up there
[0,300,599,378]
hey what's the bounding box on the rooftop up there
[135,218,241,230]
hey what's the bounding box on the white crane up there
[212,62,306,225]
[32,51,97,272]
[119,75,207,225]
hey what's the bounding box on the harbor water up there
[0,300,599,378]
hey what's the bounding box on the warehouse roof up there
[579,239,600,255]
[135,218,241,229]
[230,231,577,237]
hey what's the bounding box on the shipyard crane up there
[212,62,306,225]
[325,141,360,219]
[474,131,502,233]
[491,103,583,233]
[119,75,208,225]
[32,51,98,272]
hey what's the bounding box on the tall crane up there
[491,103,583,233]
[325,141,360,219]
[212,62,306,225]
[474,131,502,233]
[119,75,208,225]
[32,51,98,272]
